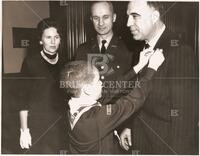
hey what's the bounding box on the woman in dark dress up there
[19,18,67,154]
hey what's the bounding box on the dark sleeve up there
[96,68,156,138]
[169,45,198,154]
[102,68,138,104]
[19,57,33,111]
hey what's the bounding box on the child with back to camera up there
[60,48,165,154]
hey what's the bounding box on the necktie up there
[101,40,107,54]
[144,43,150,49]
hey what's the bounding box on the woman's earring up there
[39,41,43,45]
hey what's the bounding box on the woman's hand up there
[20,128,32,149]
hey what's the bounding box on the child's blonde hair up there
[60,60,97,97]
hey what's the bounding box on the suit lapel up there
[154,29,173,51]
[107,35,119,54]
[153,29,173,77]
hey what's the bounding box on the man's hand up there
[148,49,165,71]
[20,128,32,149]
[119,128,132,151]
[134,48,154,73]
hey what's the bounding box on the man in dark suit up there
[75,1,134,153]
[75,1,133,103]
[120,0,198,154]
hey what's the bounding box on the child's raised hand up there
[133,48,154,73]
[148,49,165,71]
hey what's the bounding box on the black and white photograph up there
[2,0,199,154]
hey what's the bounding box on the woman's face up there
[40,27,61,54]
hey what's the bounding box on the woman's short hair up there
[37,17,62,41]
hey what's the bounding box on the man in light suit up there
[120,0,198,154]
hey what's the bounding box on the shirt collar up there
[146,25,166,49]
[68,97,97,115]
[97,34,113,49]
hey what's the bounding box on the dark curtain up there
[50,1,91,60]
